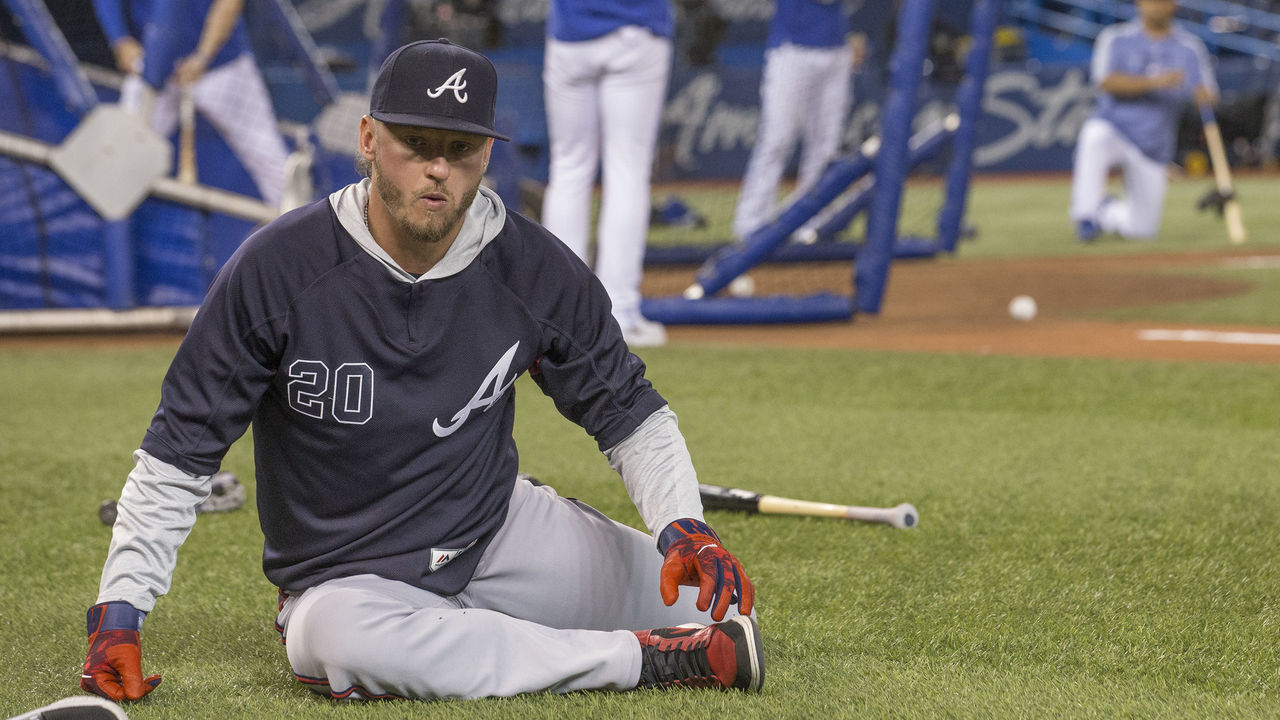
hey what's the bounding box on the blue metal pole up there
[854,0,936,314]
[936,0,999,253]
[1,0,96,114]
[101,220,135,309]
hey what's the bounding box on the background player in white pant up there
[92,0,290,209]
[80,39,763,705]
[540,0,673,347]
[1069,0,1216,241]
[733,0,857,241]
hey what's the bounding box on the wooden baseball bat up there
[699,483,918,529]
[1200,105,1245,245]
[178,85,197,185]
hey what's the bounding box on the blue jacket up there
[768,0,850,49]
[547,0,673,42]
[92,0,252,88]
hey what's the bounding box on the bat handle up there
[1198,103,1215,127]
[178,86,197,185]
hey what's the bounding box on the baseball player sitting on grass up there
[1069,0,1217,242]
[80,39,763,704]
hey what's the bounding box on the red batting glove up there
[82,602,162,701]
[658,518,755,621]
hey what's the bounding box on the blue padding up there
[693,152,876,297]
[812,185,875,243]
[644,238,941,266]
[893,236,942,258]
[937,0,997,253]
[813,121,957,243]
[856,0,936,315]
[2,0,97,115]
[641,294,854,325]
[646,241,866,266]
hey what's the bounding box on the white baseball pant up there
[734,42,852,239]
[276,476,736,700]
[122,53,289,208]
[541,27,672,327]
[1070,117,1169,239]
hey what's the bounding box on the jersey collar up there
[329,177,507,283]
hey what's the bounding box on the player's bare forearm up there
[176,0,244,83]
[1099,70,1182,97]
[196,0,244,58]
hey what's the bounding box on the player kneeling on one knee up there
[80,38,763,704]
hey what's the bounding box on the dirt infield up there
[4,249,1279,364]
[650,249,1280,364]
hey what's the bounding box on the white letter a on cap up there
[427,69,469,103]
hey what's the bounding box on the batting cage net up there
[0,0,992,329]
[639,0,998,324]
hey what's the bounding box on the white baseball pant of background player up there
[277,477,741,699]
[121,54,289,208]
[541,26,672,336]
[733,43,852,239]
[1069,117,1169,239]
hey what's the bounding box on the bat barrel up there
[699,484,920,529]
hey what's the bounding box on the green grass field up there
[650,173,1280,257]
[2,172,1279,718]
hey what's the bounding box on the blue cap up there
[370,39,509,142]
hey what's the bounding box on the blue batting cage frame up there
[642,0,1000,325]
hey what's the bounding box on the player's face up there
[1137,0,1176,28]
[364,120,491,248]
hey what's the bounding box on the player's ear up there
[482,137,493,170]
[358,115,377,163]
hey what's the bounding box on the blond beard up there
[372,157,478,247]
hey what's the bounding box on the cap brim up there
[371,111,510,142]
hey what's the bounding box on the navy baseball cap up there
[370,39,509,142]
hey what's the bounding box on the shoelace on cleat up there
[638,631,718,689]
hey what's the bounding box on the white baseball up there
[728,274,756,298]
[1008,294,1037,321]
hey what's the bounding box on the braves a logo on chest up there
[432,342,520,437]
[427,68,469,103]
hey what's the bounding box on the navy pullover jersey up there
[139,185,667,596]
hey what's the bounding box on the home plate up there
[1138,329,1280,346]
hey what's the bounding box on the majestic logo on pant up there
[427,69,469,103]
[432,342,519,437]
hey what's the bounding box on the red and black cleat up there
[634,616,764,692]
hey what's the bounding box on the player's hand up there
[658,518,754,621]
[81,602,162,701]
[174,53,211,86]
[112,37,144,74]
